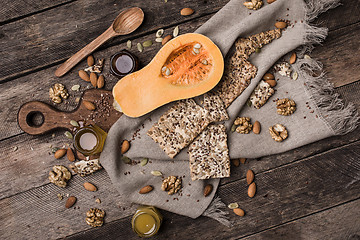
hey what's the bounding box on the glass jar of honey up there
[131,206,162,238]
[110,50,139,78]
[73,124,107,156]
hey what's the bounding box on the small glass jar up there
[110,50,139,78]
[131,206,162,238]
[73,124,107,156]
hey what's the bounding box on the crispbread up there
[188,124,230,180]
[147,99,210,158]
[203,92,229,122]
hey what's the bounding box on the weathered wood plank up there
[0,0,74,24]
[243,199,360,240]
[0,0,359,83]
[65,141,360,239]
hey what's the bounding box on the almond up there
[253,121,261,134]
[267,0,276,3]
[240,158,246,164]
[162,35,172,45]
[79,70,90,82]
[67,148,75,162]
[121,140,130,154]
[233,208,245,216]
[139,185,153,194]
[246,170,255,185]
[265,79,277,87]
[263,73,274,80]
[290,52,297,64]
[275,21,287,29]
[181,8,194,16]
[84,182,97,192]
[232,159,240,167]
[54,149,67,159]
[83,100,96,111]
[97,75,105,88]
[65,196,77,208]
[90,72,97,88]
[204,184,213,197]
[87,55,95,67]
[248,182,256,198]
[76,150,86,160]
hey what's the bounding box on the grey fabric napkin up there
[100,0,358,220]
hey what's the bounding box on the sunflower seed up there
[127,40,131,49]
[143,40,153,48]
[137,43,143,52]
[70,120,79,127]
[194,43,201,49]
[173,26,179,37]
[71,85,80,91]
[140,158,148,166]
[156,29,164,38]
[151,170,163,176]
[64,131,73,139]
[292,71,298,80]
[228,203,239,209]
[121,156,131,164]
[13,146,18,152]
[155,37,163,43]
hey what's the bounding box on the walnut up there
[84,59,104,73]
[234,117,252,134]
[243,0,263,10]
[250,81,275,109]
[276,98,296,116]
[49,83,69,104]
[269,124,288,142]
[48,165,72,188]
[86,208,105,227]
[274,62,292,77]
[161,176,182,195]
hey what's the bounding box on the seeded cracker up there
[203,92,229,122]
[147,99,209,158]
[188,124,230,180]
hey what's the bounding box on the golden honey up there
[74,124,107,155]
[132,206,162,238]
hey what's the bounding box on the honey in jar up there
[132,206,162,238]
[110,50,139,78]
[74,124,107,156]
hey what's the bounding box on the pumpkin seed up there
[121,156,131,164]
[165,68,171,76]
[151,170,163,176]
[228,203,239,209]
[155,37,163,43]
[194,43,201,49]
[140,158,148,166]
[164,0,167,2]
[71,85,80,91]
[231,124,237,132]
[247,99,252,107]
[173,26,179,37]
[202,59,208,65]
[70,120,79,127]
[255,48,261,53]
[64,131,73,139]
[127,40,132,49]
[156,29,164,38]
[292,71,298,80]
[137,43,143,52]
[143,40,153,48]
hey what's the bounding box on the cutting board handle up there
[18,101,71,135]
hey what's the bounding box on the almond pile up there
[79,56,105,88]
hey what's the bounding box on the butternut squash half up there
[113,33,224,117]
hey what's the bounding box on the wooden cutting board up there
[17,89,122,135]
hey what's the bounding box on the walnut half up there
[276,98,296,116]
[161,176,182,195]
[86,208,105,227]
[243,0,263,10]
[234,117,253,134]
[269,124,288,142]
[49,83,69,104]
[48,165,72,187]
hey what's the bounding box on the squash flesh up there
[113,33,224,118]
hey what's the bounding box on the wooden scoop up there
[55,7,144,77]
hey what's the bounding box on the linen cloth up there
[100,0,358,219]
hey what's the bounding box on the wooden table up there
[1,0,359,239]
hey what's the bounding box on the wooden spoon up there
[55,7,144,77]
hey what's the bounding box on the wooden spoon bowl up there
[55,7,144,77]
